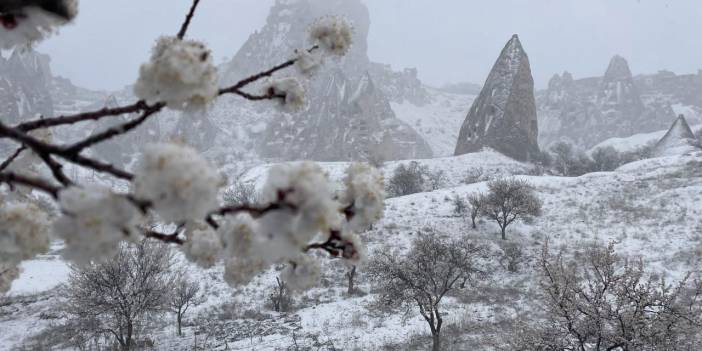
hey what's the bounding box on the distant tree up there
[452,195,468,217]
[549,141,574,175]
[345,266,357,295]
[591,146,622,172]
[63,240,174,351]
[481,178,542,240]
[467,193,485,229]
[168,275,204,337]
[222,180,258,207]
[368,235,483,351]
[269,277,293,312]
[511,241,702,350]
[498,241,528,273]
[387,161,428,197]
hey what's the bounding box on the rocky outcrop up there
[538,55,676,149]
[454,35,539,162]
[260,71,432,161]
[652,114,701,157]
[220,0,432,161]
[0,48,54,124]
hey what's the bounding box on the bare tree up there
[222,180,258,207]
[467,192,485,229]
[345,266,357,295]
[387,161,430,197]
[481,178,541,240]
[168,275,204,337]
[63,240,175,351]
[591,146,623,172]
[511,241,702,351]
[368,235,484,351]
[269,277,293,312]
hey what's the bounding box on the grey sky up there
[37,0,702,91]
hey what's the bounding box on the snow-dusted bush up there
[134,36,219,110]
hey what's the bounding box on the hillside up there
[4,149,702,350]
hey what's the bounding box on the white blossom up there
[266,78,305,111]
[218,214,269,286]
[309,16,353,56]
[257,162,340,262]
[132,143,222,223]
[0,202,50,265]
[223,255,269,287]
[0,0,78,49]
[218,213,259,258]
[183,222,222,268]
[280,254,321,292]
[294,48,321,76]
[54,186,141,265]
[134,36,219,110]
[340,163,385,232]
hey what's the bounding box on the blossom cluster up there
[184,162,384,291]
[0,0,78,49]
[0,201,50,292]
[134,36,219,110]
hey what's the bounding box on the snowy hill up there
[5,149,702,350]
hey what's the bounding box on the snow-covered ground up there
[4,148,702,350]
[392,89,475,157]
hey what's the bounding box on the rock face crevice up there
[454,35,539,162]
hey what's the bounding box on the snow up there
[4,149,702,350]
[591,122,702,154]
[391,88,475,157]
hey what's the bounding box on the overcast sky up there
[36,0,702,91]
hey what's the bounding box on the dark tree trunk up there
[471,215,476,229]
[177,312,183,336]
[432,332,441,351]
[346,266,356,295]
[501,225,507,240]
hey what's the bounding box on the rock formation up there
[454,35,539,162]
[652,114,701,157]
[0,48,54,124]
[220,0,432,161]
[538,55,676,149]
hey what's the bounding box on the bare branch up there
[0,171,60,198]
[0,145,26,172]
[177,0,202,40]
[15,101,153,132]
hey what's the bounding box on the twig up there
[0,145,26,172]
[177,0,202,40]
[0,172,60,198]
[64,103,165,154]
[15,101,151,132]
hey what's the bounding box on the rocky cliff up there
[217,0,432,162]
[538,55,677,149]
[454,35,540,162]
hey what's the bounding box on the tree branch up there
[177,0,202,40]
[0,145,26,172]
[0,171,60,198]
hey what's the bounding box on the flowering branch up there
[0,2,366,294]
